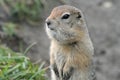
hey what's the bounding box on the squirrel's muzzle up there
[46,19,55,30]
[46,20,51,26]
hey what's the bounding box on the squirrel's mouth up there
[47,26,54,31]
[46,23,57,32]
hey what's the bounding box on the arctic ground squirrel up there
[45,5,96,80]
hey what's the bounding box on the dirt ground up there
[0,0,120,80]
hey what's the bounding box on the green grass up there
[0,0,43,21]
[1,22,17,37]
[0,45,47,80]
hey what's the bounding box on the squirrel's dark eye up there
[61,14,70,19]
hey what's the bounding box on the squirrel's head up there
[45,5,87,44]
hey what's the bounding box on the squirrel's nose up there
[46,21,51,26]
[46,19,51,26]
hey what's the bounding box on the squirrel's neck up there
[52,40,91,54]
[51,34,94,56]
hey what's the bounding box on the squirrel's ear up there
[76,12,82,18]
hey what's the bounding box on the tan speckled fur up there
[45,5,96,80]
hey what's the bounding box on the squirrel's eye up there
[61,14,70,19]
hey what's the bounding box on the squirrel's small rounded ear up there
[76,12,82,18]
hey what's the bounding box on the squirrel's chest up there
[54,51,67,68]
[53,45,72,65]
[54,46,91,70]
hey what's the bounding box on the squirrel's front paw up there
[52,64,59,77]
[61,67,74,80]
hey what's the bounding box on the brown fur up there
[51,41,92,70]
[48,5,81,19]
